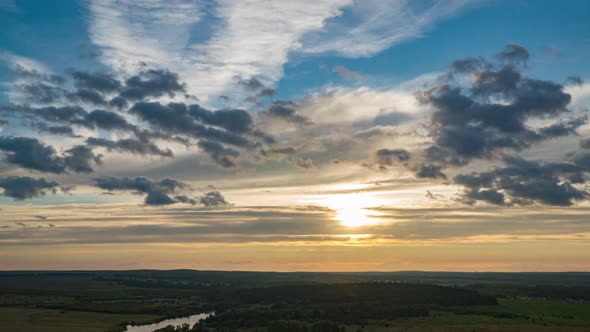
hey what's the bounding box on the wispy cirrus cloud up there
[300,0,480,57]
[88,0,349,103]
[86,0,478,103]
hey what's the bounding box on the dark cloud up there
[566,76,584,86]
[67,88,108,106]
[198,139,239,167]
[34,106,87,123]
[145,190,177,205]
[94,176,187,194]
[120,69,186,100]
[20,82,66,104]
[34,123,78,137]
[13,66,65,85]
[294,157,314,169]
[70,70,122,93]
[416,44,576,169]
[174,195,197,205]
[10,66,67,104]
[580,138,590,149]
[372,112,413,126]
[189,105,254,133]
[93,176,191,206]
[265,101,310,124]
[0,176,64,200]
[449,57,489,74]
[532,117,586,139]
[454,156,588,206]
[129,102,254,147]
[257,88,276,98]
[261,147,296,157]
[571,152,590,171]
[109,96,129,109]
[236,77,265,91]
[85,109,133,131]
[62,145,103,173]
[86,137,173,158]
[375,149,411,166]
[0,136,67,173]
[236,77,276,103]
[0,137,101,173]
[495,43,529,66]
[416,164,447,179]
[199,190,230,207]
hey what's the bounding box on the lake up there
[125,313,211,332]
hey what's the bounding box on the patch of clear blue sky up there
[1,0,589,104]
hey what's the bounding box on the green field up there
[0,306,156,332]
[425,299,589,325]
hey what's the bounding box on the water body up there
[125,313,211,332]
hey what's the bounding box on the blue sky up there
[1,0,590,270]
[2,0,589,103]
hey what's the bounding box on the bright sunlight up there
[313,192,385,227]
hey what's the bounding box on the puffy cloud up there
[495,43,529,66]
[199,190,230,207]
[66,88,108,106]
[144,190,177,205]
[92,176,228,207]
[295,157,314,169]
[416,164,447,180]
[454,156,588,206]
[566,76,584,86]
[84,109,133,131]
[62,145,103,173]
[0,176,65,200]
[236,77,265,91]
[3,60,67,104]
[86,137,173,158]
[129,101,257,148]
[261,147,296,157]
[417,44,578,167]
[70,70,122,93]
[265,101,310,125]
[93,176,191,206]
[34,122,76,137]
[189,106,254,134]
[120,69,186,100]
[19,82,67,104]
[0,136,101,173]
[375,149,411,166]
[197,140,239,168]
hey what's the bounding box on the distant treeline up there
[200,282,497,328]
[468,284,590,301]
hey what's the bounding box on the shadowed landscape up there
[1,271,589,331]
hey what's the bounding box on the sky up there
[1,0,590,271]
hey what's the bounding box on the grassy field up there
[350,298,590,332]
[0,306,157,332]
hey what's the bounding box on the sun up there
[319,192,384,227]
